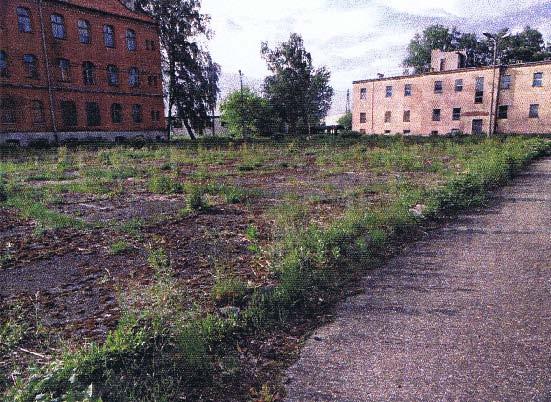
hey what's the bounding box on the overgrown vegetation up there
[1,135,549,401]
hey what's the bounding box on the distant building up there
[353,49,551,135]
[0,0,166,145]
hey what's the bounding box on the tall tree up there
[220,88,276,137]
[137,0,220,139]
[261,34,334,135]
[403,24,550,72]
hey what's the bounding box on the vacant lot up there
[0,135,548,400]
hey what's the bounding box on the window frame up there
[111,103,123,124]
[126,29,137,51]
[128,67,140,87]
[359,112,367,124]
[452,107,461,121]
[58,58,70,81]
[529,104,539,118]
[454,79,463,92]
[0,51,8,77]
[384,111,391,123]
[385,85,393,98]
[23,54,39,79]
[85,102,101,127]
[107,64,119,86]
[61,100,78,127]
[78,19,91,44]
[359,88,367,100]
[533,72,543,87]
[0,97,17,124]
[50,14,66,39]
[31,100,45,124]
[434,80,443,94]
[103,25,115,48]
[497,105,508,119]
[82,61,95,85]
[500,75,511,90]
[475,77,484,103]
[404,84,412,97]
[132,104,143,123]
[432,108,441,122]
[17,7,32,33]
[403,110,410,122]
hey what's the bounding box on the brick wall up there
[0,0,165,137]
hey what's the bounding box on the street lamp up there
[483,30,510,137]
[238,69,246,138]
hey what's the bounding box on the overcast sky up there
[202,0,551,115]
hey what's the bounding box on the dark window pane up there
[432,109,441,121]
[111,103,122,123]
[86,102,101,126]
[455,79,463,92]
[17,7,32,33]
[498,105,508,119]
[0,51,8,77]
[126,29,137,51]
[0,97,17,124]
[128,67,140,87]
[61,101,77,126]
[78,20,91,44]
[452,107,461,121]
[58,58,70,81]
[23,54,38,78]
[51,14,65,39]
[359,112,366,123]
[132,104,143,123]
[83,62,95,85]
[103,25,115,47]
[529,104,539,118]
[31,100,45,124]
[107,65,119,86]
[434,81,443,93]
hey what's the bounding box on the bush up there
[212,274,248,306]
[184,184,209,211]
[148,175,182,194]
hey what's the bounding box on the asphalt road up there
[285,158,551,402]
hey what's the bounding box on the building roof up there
[54,0,155,24]
[353,59,551,85]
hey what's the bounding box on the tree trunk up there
[183,119,196,140]
[167,57,176,141]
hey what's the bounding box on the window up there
[529,104,539,118]
[439,59,446,72]
[0,97,16,124]
[475,77,484,103]
[434,81,443,93]
[455,79,463,92]
[500,75,511,90]
[472,119,483,135]
[359,112,366,123]
[58,58,70,81]
[452,107,461,121]
[51,14,65,39]
[385,86,392,97]
[128,67,139,87]
[432,109,441,122]
[384,130,391,134]
[403,110,410,122]
[78,20,91,44]
[498,105,508,119]
[86,102,101,126]
[360,88,367,100]
[431,130,439,135]
[107,65,119,86]
[103,25,115,48]
[403,130,411,134]
[17,7,32,33]
[23,54,38,79]
[111,103,122,123]
[359,129,366,134]
[82,62,95,85]
[31,100,45,124]
[126,29,137,51]
[0,51,8,77]
[151,110,160,122]
[404,84,412,96]
[61,101,77,126]
[132,104,143,123]
[533,72,543,87]
[384,111,391,123]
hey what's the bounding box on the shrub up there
[184,184,209,211]
[211,274,248,306]
[148,175,182,194]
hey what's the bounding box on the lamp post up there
[483,30,510,137]
[238,69,245,138]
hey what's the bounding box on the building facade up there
[0,0,166,145]
[353,50,551,135]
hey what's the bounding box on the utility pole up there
[239,69,245,138]
[483,30,510,137]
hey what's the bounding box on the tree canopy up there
[403,25,551,73]
[137,0,220,139]
[261,33,334,135]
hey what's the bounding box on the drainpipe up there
[38,0,58,142]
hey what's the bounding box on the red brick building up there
[0,0,166,145]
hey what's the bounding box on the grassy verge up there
[4,136,550,401]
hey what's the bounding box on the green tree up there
[403,25,456,73]
[261,33,334,135]
[500,26,551,64]
[337,112,352,130]
[220,88,276,137]
[137,0,220,139]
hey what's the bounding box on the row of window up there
[359,73,545,101]
[16,6,155,51]
[358,104,542,124]
[0,98,162,127]
[0,50,158,88]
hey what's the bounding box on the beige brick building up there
[352,50,551,135]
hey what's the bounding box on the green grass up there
[3,135,550,401]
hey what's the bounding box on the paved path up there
[285,158,551,402]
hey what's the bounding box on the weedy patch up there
[148,175,183,194]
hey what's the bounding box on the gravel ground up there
[285,158,551,402]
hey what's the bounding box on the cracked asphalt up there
[285,158,551,402]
